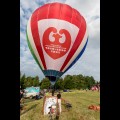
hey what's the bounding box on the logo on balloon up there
[43,27,71,59]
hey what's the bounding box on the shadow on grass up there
[20,103,38,116]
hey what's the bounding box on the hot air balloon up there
[26,2,88,85]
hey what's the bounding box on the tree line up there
[20,72,100,90]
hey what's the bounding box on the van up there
[23,86,40,99]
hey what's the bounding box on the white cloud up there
[20,6,24,16]
[46,0,66,3]
[63,45,100,81]
[20,0,39,11]
[65,0,100,16]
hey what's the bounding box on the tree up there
[33,77,40,87]
[64,79,75,89]
[20,74,26,89]
[20,73,97,90]
[40,77,51,89]
[63,75,75,89]
[84,76,96,89]
[54,78,64,90]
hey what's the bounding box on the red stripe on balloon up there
[60,16,86,71]
[31,8,47,69]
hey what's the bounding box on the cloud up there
[65,0,100,17]
[20,0,100,81]
[63,44,100,81]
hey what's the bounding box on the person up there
[57,92,62,113]
[20,90,23,101]
[52,89,55,96]
[20,89,25,104]
[57,92,61,99]
[35,92,40,100]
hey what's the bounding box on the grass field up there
[20,90,100,120]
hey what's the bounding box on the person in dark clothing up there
[57,92,62,113]
[52,89,55,96]
[20,90,23,100]
[57,92,61,99]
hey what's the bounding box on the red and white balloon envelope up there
[26,2,88,85]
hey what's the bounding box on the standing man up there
[57,92,61,113]
[52,89,55,96]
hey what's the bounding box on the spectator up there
[20,90,25,104]
[57,92,61,99]
[52,89,55,96]
[57,92,62,113]
[20,90,23,100]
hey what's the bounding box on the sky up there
[20,0,100,81]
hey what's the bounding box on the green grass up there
[20,90,100,120]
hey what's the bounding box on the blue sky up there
[20,0,100,81]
